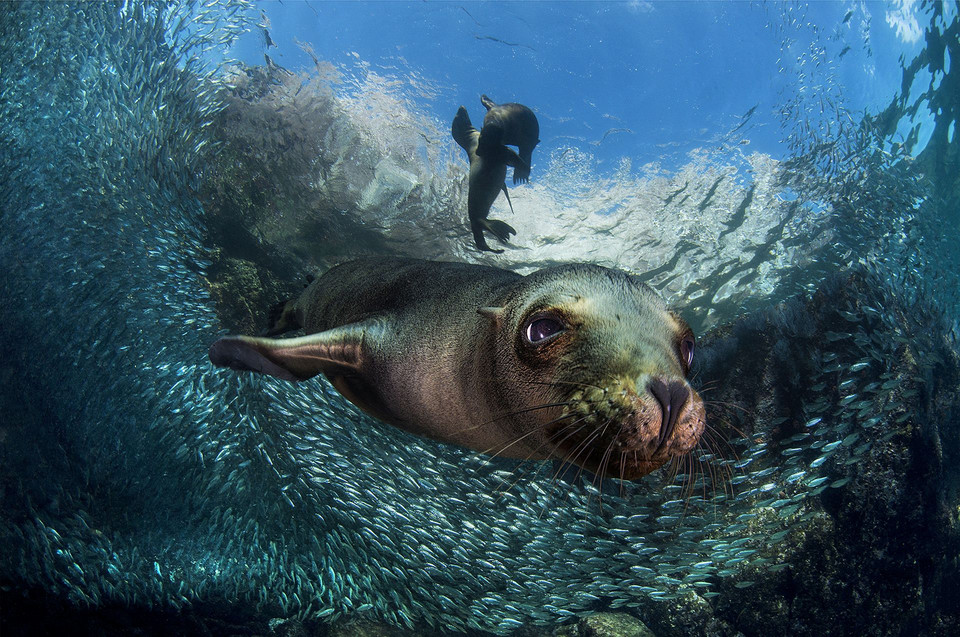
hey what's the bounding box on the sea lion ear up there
[478,306,505,323]
[209,320,376,382]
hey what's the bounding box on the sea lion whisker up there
[691,451,707,504]
[700,421,746,469]
[696,434,735,499]
[675,453,700,513]
[484,424,579,502]
[698,440,736,505]
[693,442,717,503]
[689,440,724,511]
[695,410,747,469]
[696,428,730,482]
[675,452,691,502]
[621,449,631,486]
[556,418,614,507]
[502,416,595,508]
[693,378,722,393]
[542,418,596,486]
[693,440,714,496]
[705,415,750,445]
[491,419,597,506]
[544,415,599,448]
[671,454,698,525]
[550,424,601,487]
[489,460,542,502]
[704,398,753,418]
[454,401,575,437]
[499,400,576,418]
[480,425,553,464]
[490,414,592,500]
[592,428,619,503]
[480,411,576,460]
[515,378,606,392]
[591,439,612,496]
[663,453,679,486]
[540,420,597,500]
[593,419,617,490]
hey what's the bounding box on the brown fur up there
[209,258,705,480]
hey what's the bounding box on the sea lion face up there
[494,265,705,480]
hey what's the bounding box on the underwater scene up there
[1,1,959,635]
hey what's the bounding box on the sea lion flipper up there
[210,320,378,382]
[482,219,516,244]
[471,220,504,253]
[497,145,524,169]
[452,106,478,152]
[512,162,531,185]
[500,184,514,215]
[480,94,496,111]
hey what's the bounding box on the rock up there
[205,255,298,334]
[329,618,403,637]
[577,612,655,637]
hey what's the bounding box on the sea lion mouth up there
[548,378,705,480]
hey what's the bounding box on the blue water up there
[233,1,922,170]
[1,1,958,635]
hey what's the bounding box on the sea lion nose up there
[648,378,690,451]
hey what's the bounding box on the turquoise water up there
[1,1,958,635]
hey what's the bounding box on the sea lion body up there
[452,106,522,253]
[480,94,540,184]
[210,258,705,480]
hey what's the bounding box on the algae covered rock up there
[577,612,656,637]
[205,252,299,335]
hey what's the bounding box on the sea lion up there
[452,106,524,253]
[209,257,705,480]
[480,94,540,184]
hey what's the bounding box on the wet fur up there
[210,258,705,479]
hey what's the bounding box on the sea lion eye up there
[680,335,695,370]
[525,314,565,345]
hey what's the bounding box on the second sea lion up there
[480,94,540,184]
[452,105,525,253]
[209,257,705,480]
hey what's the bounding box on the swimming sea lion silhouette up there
[452,105,525,253]
[480,94,540,184]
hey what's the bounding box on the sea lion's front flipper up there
[452,106,478,151]
[503,147,531,186]
[512,161,531,185]
[497,145,525,169]
[209,320,379,382]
